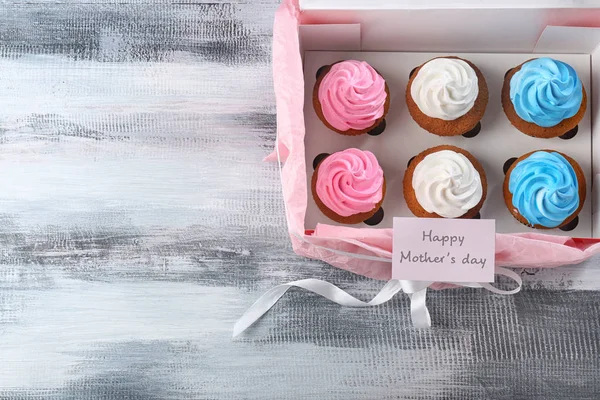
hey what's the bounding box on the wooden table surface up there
[1,1,599,399]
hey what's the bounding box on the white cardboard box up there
[297,2,600,237]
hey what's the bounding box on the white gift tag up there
[392,217,495,283]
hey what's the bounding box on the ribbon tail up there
[233,278,408,337]
[409,288,432,328]
[480,266,523,295]
[233,284,292,338]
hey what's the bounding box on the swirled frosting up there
[318,60,387,131]
[509,58,583,127]
[410,58,479,120]
[412,150,483,218]
[508,151,579,228]
[316,148,384,217]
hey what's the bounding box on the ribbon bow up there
[233,267,521,337]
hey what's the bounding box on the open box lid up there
[298,0,600,53]
[301,0,600,9]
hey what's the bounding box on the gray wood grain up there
[1,1,600,399]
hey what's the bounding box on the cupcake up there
[406,57,488,137]
[502,58,586,139]
[404,145,487,219]
[313,60,390,136]
[312,148,386,224]
[503,150,585,229]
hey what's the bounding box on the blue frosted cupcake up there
[503,150,586,230]
[502,58,586,139]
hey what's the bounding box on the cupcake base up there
[502,150,586,229]
[405,56,489,137]
[559,125,579,140]
[501,61,587,139]
[313,62,391,136]
[311,158,387,225]
[403,145,487,219]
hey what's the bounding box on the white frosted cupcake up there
[406,57,488,137]
[403,145,487,219]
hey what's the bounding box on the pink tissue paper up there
[267,0,600,284]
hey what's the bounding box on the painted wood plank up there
[0,1,599,399]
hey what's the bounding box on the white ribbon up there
[234,278,403,337]
[233,266,521,337]
[409,288,431,328]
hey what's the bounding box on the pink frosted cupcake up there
[311,148,386,225]
[313,60,391,136]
